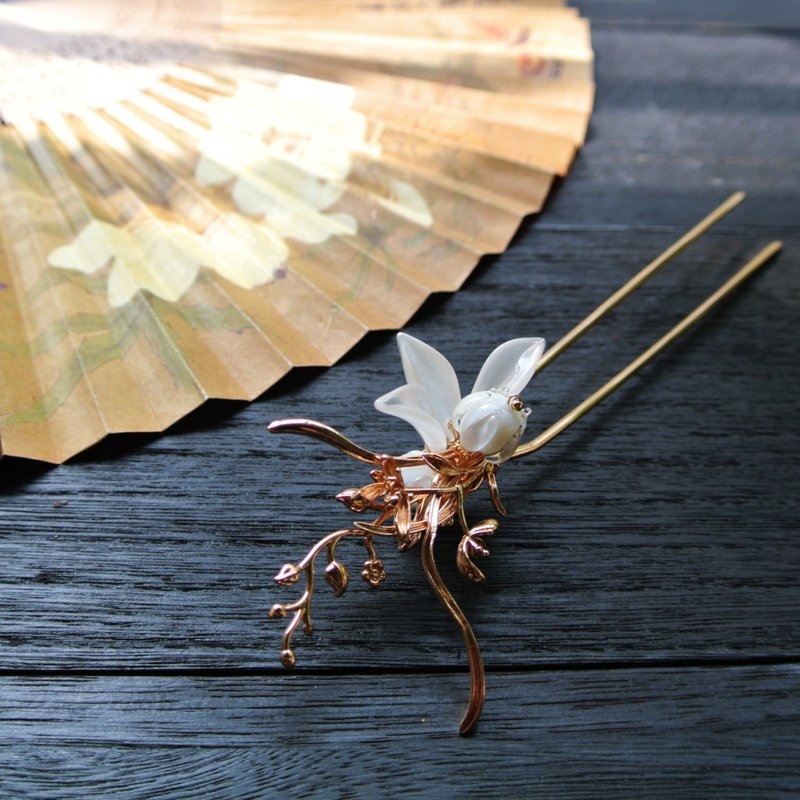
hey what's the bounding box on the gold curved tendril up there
[420,495,486,736]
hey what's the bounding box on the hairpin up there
[267,191,781,734]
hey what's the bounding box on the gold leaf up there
[469,519,499,540]
[467,537,490,558]
[395,495,411,539]
[456,537,486,584]
[378,456,401,480]
[354,520,395,535]
[361,483,387,502]
[336,488,370,512]
[396,529,422,552]
[337,483,385,512]
[422,452,460,476]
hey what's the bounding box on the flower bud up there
[324,560,350,597]
[280,649,296,668]
[274,562,301,586]
[452,389,528,461]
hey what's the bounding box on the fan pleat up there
[0,0,593,462]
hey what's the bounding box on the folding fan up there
[0,0,593,463]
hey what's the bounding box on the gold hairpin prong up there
[514,239,782,458]
[536,190,746,374]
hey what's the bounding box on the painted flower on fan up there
[375,333,546,484]
[47,215,287,308]
[195,78,433,239]
[194,78,363,245]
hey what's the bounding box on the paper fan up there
[0,0,593,463]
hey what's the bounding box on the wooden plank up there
[581,0,800,28]
[541,26,800,229]
[2,14,798,670]
[1,666,799,797]
[0,225,797,669]
[0,3,798,798]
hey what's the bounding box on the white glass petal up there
[374,383,448,452]
[396,333,461,429]
[471,337,546,395]
[399,450,435,489]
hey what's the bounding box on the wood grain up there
[1,224,797,670]
[2,667,799,798]
[1,4,798,797]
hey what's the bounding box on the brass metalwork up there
[534,191,747,374]
[268,192,782,734]
[514,238,783,457]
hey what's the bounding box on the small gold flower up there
[361,558,386,587]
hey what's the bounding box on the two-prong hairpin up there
[267,192,781,734]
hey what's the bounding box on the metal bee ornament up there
[267,192,781,734]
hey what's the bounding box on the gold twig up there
[269,526,397,666]
[267,419,382,464]
[267,418,428,466]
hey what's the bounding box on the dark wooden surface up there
[2,3,799,797]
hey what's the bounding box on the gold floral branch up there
[267,435,498,731]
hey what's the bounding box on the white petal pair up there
[375,333,545,462]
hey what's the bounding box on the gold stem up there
[420,496,486,735]
[267,419,427,467]
[536,191,746,373]
[303,560,315,634]
[295,528,393,571]
[267,419,381,464]
[514,240,782,458]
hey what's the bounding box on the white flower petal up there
[396,333,461,431]
[106,256,139,308]
[471,337,546,395]
[48,219,120,275]
[249,159,344,211]
[99,219,203,307]
[276,74,357,112]
[399,450,435,489]
[378,178,433,227]
[195,153,234,187]
[202,215,287,288]
[374,383,448,452]
[230,175,350,244]
[195,129,262,187]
